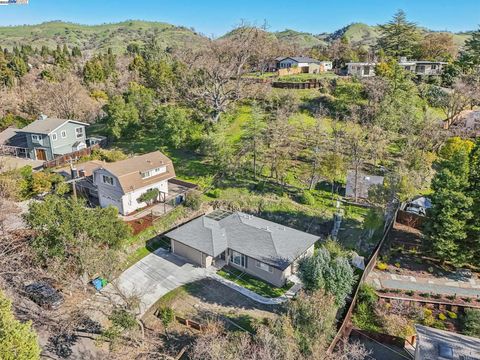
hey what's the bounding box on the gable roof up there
[345,170,384,199]
[278,56,320,64]
[166,210,319,269]
[415,325,480,360]
[16,117,88,135]
[95,151,175,193]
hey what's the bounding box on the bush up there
[185,190,203,210]
[406,290,415,296]
[137,188,159,204]
[462,309,480,337]
[357,284,378,307]
[207,188,221,198]
[438,313,447,321]
[446,311,457,319]
[299,190,315,206]
[352,302,380,332]
[88,148,127,162]
[109,309,137,330]
[394,262,401,268]
[376,261,388,271]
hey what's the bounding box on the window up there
[102,175,114,186]
[75,127,83,139]
[51,133,57,141]
[61,130,67,138]
[140,166,167,179]
[31,134,41,142]
[255,260,273,273]
[230,251,246,268]
[431,64,437,70]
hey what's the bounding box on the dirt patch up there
[143,278,278,331]
[126,215,156,235]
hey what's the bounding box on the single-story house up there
[12,115,89,161]
[346,62,376,77]
[319,61,333,71]
[275,56,323,74]
[398,57,447,76]
[165,210,319,287]
[345,170,384,200]
[414,324,480,359]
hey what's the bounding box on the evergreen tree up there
[467,140,480,260]
[425,139,474,265]
[463,26,480,66]
[0,290,41,360]
[378,10,420,58]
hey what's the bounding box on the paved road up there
[86,249,214,321]
[369,271,480,298]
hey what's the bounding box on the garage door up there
[172,240,203,266]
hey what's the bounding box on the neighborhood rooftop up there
[16,117,88,135]
[99,151,176,192]
[415,325,480,360]
[166,210,319,270]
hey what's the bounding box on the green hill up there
[0,20,206,54]
[274,29,327,49]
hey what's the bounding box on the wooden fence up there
[272,80,323,89]
[43,144,101,168]
[326,208,398,353]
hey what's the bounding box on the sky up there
[0,0,479,35]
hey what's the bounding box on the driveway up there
[93,249,214,318]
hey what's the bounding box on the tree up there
[24,195,131,277]
[464,26,480,67]
[378,10,420,58]
[319,152,346,199]
[462,309,480,338]
[0,290,41,360]
[425,139,474,265]
[158,306,175,338]
[419,33,457,61]
[241,103,266,180]
[298,247,356,306]
[363,208,383,240]
[104,94,140,139]
[137,188,159,205]
[467,140,480,261]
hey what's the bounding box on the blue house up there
[12,115,89,161]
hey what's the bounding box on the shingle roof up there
[96,151,175,193]
[0,126,18,145]
[166,211,319,269]
[16,117,88,135]
[415,325,480,360]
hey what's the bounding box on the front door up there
[35,148,47,161]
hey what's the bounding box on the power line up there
[350,328,413,360]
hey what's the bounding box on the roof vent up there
[38,114,48,121]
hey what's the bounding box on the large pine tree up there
[425,139,474,265]
[378,10,420,58]
[464,26,480,66]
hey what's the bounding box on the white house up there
[346,62,377,77]
[319,61,333,71]
[92,151,176,215]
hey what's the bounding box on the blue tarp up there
[91,277,107,291]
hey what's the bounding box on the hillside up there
[274,29,327,49]
[0,20,471,54]
[0,20,206,54]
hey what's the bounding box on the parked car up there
[405,203,426,216]
[25,282,64,309]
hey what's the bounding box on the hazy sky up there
[0,0,479,35]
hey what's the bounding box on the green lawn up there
[124,236,171,268]
[277,72,338,82]
[217,266,293,298]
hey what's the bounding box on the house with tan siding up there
[165,210,319,287]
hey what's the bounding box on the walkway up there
[209,273,303,305]
[369,270,480,297]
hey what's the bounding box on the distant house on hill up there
[346,62,377,77]
[275,56,326,74]
[398,57,447,76]
[345,170,384,200]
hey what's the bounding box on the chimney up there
[38,114,48,121]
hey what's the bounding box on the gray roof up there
[0,126,18,145]
[166,211,319,269]
[16,117,88,135]
[345,170,384,199]
[415,325,480,360]
[277,56,320,64]
[0,126,28,148]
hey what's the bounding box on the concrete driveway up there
[98,248,214,317]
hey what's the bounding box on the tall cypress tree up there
[378,10,420,58]
[425,140,474,265]
[467,140,480,261]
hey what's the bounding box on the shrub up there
[424,308,433,317]
[394,262,401,268]
[137,188,159,204]
[419,293,431,298]
[352,302,380,332]
[376,261,388,271]
[463,297,472,303]
[109,309,137,330]
[446,294,457,301]
[427,266,434,273]
[432,293,442,299]
[185,190,203,210]
[438,313,447,321]
[89,148,127,162]
[299,190,315,205]
[207,189,221,198]
[432,320,446,330]
[446,311,457,319]
[357,284,378,307]
[462,309,480,337]
[406,290,415,296]
[158,306,175,329]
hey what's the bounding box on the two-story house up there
[15,115,88,161]
[92,151,176,215]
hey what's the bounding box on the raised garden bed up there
[377,288,480,308]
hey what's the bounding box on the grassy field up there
[276,72,338,82]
